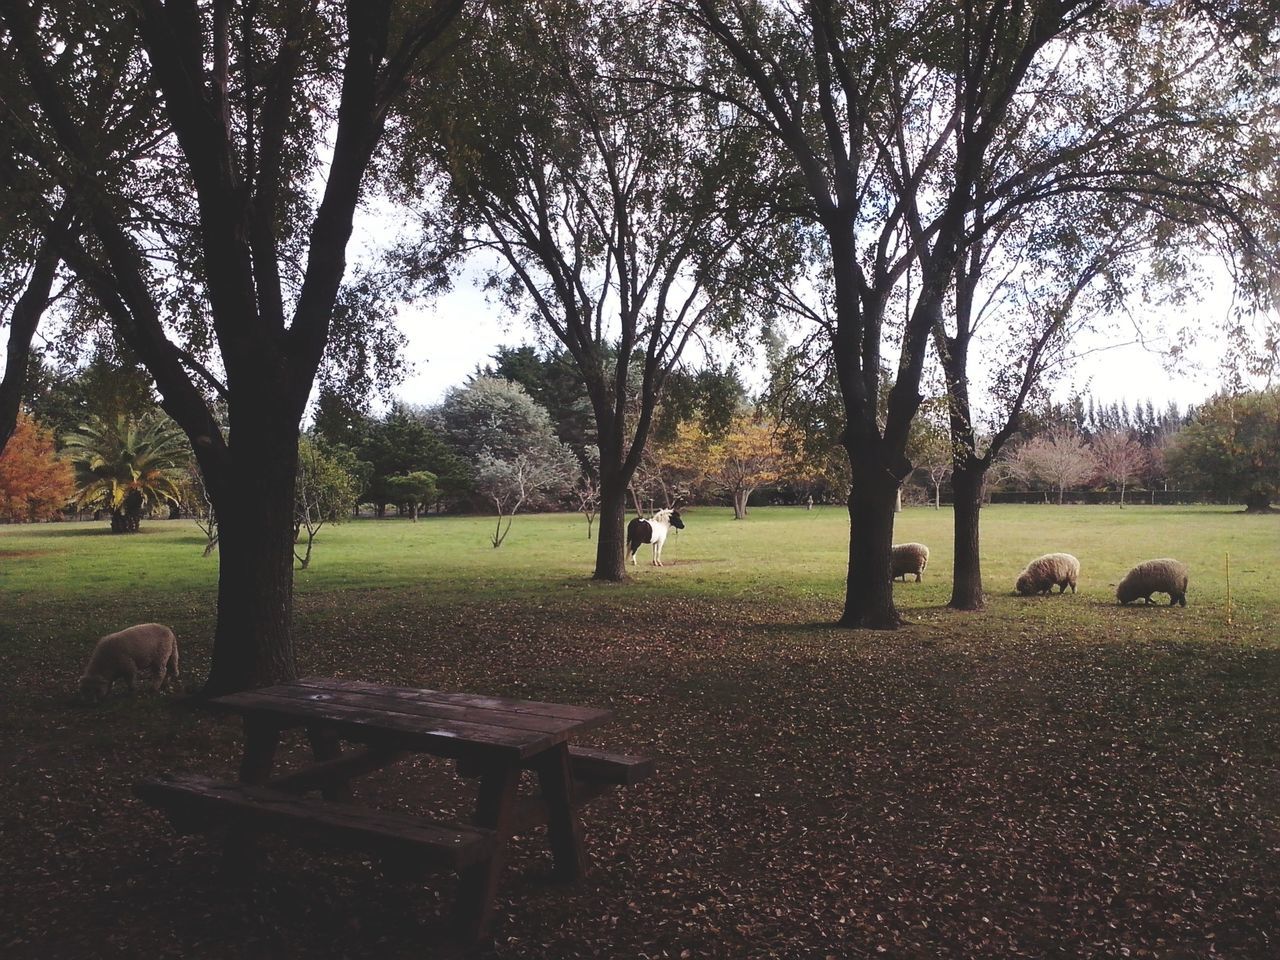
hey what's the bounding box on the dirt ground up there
[3,594,1279,958]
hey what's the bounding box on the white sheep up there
[1116,559,1190,607]
[891,543,930,582]
[1015,553,1080,596]
[78,623,180,703]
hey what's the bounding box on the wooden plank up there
[211,691,552,760]
[137,774,494,870]
[293,677,614,728]
[567,746,656,786]
[261,682,579,736]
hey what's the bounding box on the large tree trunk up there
[732,489,748,519]
[594,470,628,581]
[203,421,299,696]
[1244,492,1272,513]
[0,218,65,456]
[839,457,901,628]
[949,465,985,611]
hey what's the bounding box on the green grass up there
[3,502,1277,618]
[3,505,1280,958]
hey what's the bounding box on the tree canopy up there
[1166,389,1280,512]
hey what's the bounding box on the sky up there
[386,269,1237,415]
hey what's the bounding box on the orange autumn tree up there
[667,412,790,519]
[0,412,73,521]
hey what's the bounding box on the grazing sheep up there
[1116,559,1190,607]
[891,543,930,582]
[1015,553,1080,596]
[78,623,179,703]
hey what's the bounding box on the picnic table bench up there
[136,677,654,952]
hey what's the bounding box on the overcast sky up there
[387,273,1235,414]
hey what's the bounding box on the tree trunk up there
[111,490,145,533]
[110,509,141,533]
[949,465,985,611]
[203,424,299,697]
[594,473,628,580]
[1119,480,1126,507]
[1244,492,1272,513]
[0,220,64,457]
[839,460,901,629]
[732,489,747,519]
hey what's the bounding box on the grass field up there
[2,505,1279,958]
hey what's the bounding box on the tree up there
[1091,429,1147,507]
[676,1,1111,626]
[907,408,953,511]
[181,462,219,556]
[1008,427,1097,505]
[61,411,187,532]
[353,404,468,516]
[434,377,577,545]
[573,471,602,540]
[293,438,360,569]
[903,1,1275,610]
[705,413,786,520]
[485,346,597,466]
[0,229,66,456]
[22,354,159,443]
[474,451,575,549]
[0,412,74,520]
[1165,389,1280,512]
[2,0,466,694]
[397,0,774,580]
[382,471,438,521]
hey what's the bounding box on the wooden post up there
[226,717,282,877]
[238,717,281,785]
[306,726,352,801]
[452,764,521,944]
[535,743,588,881]
[1226,552,1232,626]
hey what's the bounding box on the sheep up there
[78,623,180,703]
[1116,559,1190,607]
[891,542,930,582]
[1015,553,1080,596]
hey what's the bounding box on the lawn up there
[2,505,1279,958]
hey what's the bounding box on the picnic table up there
[137,677,654,951]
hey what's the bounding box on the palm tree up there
[62,412,187,533]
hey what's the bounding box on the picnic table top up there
[211,676,615,762]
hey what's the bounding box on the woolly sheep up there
[1116,559,1190,607]
[891,543,930,582]
[78,623,180,703]
[1015,553,1080,596]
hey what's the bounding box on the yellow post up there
[1225,552,1232,626]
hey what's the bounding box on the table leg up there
[535,743,588,881]
[238,717,281,785]
[226,717,281,878]
[451,764,520,944]
[306,725,352,801]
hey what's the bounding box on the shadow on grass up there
[13,524,119,538]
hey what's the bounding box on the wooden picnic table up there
[140,676,652,951]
